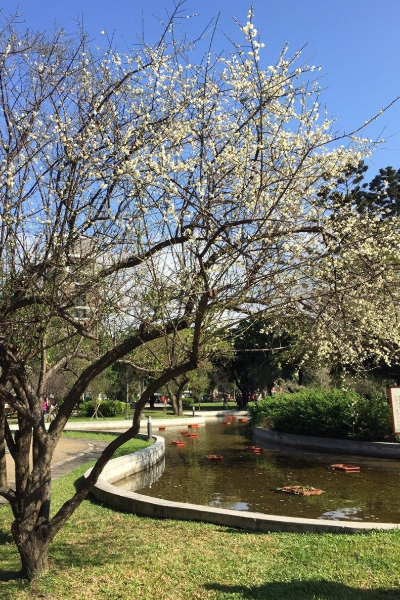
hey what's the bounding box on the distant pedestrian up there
[43,396,51,421]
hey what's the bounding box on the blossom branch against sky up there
[6,0,400,176]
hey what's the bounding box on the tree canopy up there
[0,3,399,578]
[320,161,400,218]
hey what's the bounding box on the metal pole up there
[147,415,152,441]
[192,405,195,417]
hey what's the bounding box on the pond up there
[115,419,400,522]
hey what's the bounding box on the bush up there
[182,397,194,409]
[78,400,126,417]
[248,388,395,442]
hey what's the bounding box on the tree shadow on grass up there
[0,527,123,584]
[0,523,20,582]
[0,527,13,544]
[50,532,124,569]
[0,476,107,583]
[0,570,22,583]
[205,581,400,600]
[0,546,21,582]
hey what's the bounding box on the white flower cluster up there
[0,11,395,373]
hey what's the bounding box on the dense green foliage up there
[211,319,300,397]
[78,400,126,417]
[345,163,400,218]
[182,396,195,409]
[249,389,395,441]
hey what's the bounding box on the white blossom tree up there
[289,180,400,371]
[0,4,397,578]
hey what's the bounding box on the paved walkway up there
[1,437,109,505]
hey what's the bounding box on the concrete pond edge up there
[253,427,400,459]
[84,429,400,534]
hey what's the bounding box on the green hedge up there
[78,400,126,418]
[182,397,194,409]
[248,389,395,442]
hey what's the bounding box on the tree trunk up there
[9,434,54,581]
[173,378,188,416]
[12,520,51,580]
[171,395,178,414]
[176,396,183,416]
[171,394,183,416]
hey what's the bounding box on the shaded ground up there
[1,436,108,505]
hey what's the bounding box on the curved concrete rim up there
[84,428,400,534]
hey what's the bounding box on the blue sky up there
[6,0,400,179]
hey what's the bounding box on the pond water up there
[115,419,400,522]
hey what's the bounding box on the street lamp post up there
[147,415,152,441]
[125,382,129,419]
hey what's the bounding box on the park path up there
[1,437,109,505]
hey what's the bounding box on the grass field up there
[1,436,400,599]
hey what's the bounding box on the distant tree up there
[319,161,400,218]
[119,331,225,414]
[363,166,400,217]
[212,320,299,398]
[109,362,140,404]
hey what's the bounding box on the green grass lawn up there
[61,431,153,442]
[65,410,180,421]
[1,438,400,599]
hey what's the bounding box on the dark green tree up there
[319,161,400,219]
[365,166,400,217]
[213,320,300,399]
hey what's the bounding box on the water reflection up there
[210,495,249,511]
[320,507,363,521]
[114,420,400,522]
[116,456,165,492]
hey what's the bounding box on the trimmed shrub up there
[248,388,395,442]
[78,400,126,417]
[182,397,194,409]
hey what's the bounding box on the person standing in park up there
[46,396,52,421]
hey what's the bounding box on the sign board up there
[389,387,400,434]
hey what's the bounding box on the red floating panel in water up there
[206,454,223,462]
[172,440,186,446]
[188,424,199,429]
[245,446,263,453]
[277,486,324,496]
[330,463,360,472]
